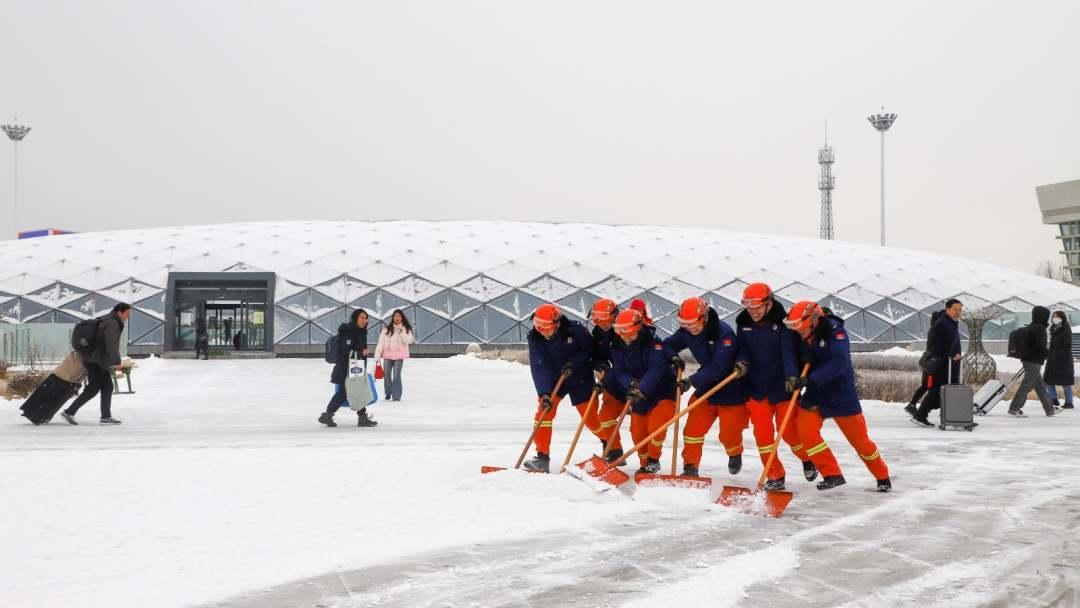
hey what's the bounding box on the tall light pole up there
[2,120,31,240]
[867,108,896,247]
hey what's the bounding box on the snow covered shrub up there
[850,353,921,372]
[0,359,8,379]
[7,371,48,399]
[854,369,923,403]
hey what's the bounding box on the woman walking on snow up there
[1044,310,1074,410]
[319,308,377,428]
[375,309,415,401]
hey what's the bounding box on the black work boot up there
[763,477,786,491]
[728,454,742,475]
[802,460,818,482]
[877,477,892,493]
[816,475,847,491]
[604,448,624,464]
[318,412,337,427]
[523,452,550,473]
[357,409,378,427]
[682,463,700,478]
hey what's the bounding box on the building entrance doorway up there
[165,272,275,352]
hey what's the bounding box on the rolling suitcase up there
[20,375,82,425]
[19,352,87,425]
[973,370,1022,416]
[940,360,976,431]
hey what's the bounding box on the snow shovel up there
[559,373,604,474]
[481,370,571,474]
[574,394,633,480]
[634,369,713,489]
[586,371,741,486]
[715,363,811,517]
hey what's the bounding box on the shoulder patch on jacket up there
[654,344,662,350]
[722,338,733,346]
[835,332,846,341]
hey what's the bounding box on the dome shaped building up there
[0,220,1075,355]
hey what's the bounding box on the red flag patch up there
[722,339,733,346]
[835,332,846,340]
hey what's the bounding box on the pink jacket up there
[374,325,415,360]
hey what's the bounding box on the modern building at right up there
[1037,178,1080,284]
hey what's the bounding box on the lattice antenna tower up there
[818,121,835,240]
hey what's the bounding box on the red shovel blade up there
[634,473,713,489]
[716,485,794,518]
[577,455,631,486]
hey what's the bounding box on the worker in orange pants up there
[735,282,818,490]
[610,308,679,474]
[681,403,750,473]
[523,303,595,473]
[664,297,749,477]
[785,301,891,491]
[589,298,626,460]
[796,408,889,482]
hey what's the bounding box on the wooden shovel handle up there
[514,370,570,469]
[607,371,741,469]
[754,363,811,490]
[560,373,604,473]
[601,399,633,459]
[671,368,683,476]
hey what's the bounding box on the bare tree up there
[1035,259,1065,282]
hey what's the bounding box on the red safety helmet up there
[628,298,653,326]
[532,303,562,336]
[591,298,618,325]
[785,301,824,338]
[741,282,773,309]
[613,309,644,341]
[677,297,708,327]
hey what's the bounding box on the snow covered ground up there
[2,356,1078,608]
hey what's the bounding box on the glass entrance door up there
[171,277,270,351]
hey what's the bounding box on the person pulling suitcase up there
[60,303,131,425]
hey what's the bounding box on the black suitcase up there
[19,374,82,425]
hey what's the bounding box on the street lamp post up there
[867,108,896,247]
[2,120,32,240]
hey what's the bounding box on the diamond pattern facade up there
[1,220,1078,349]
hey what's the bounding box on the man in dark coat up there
[1008,305,1056,417]
[319,309,377,427]
[1043,311,1074,409]
[195,317,209,360]
[912,299,963,427]
[61,303,131,425]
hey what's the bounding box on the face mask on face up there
[1053,317,1063,325]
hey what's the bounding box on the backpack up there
[1007,326,1030,360]
[324,334,342,363]
[71,317,102,354]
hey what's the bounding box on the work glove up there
[540,394,554,411]
[799,351,814,366]
[786,377,808,393]
[594,379,607,392]
[734,361,748,378]
[670,356,685,371]
[626,388,647,403]
[561,363,574,376]
[629,379,640,391]
[676,378,693,393]
[593,360,611,374]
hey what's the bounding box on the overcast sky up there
[2,1,1078,275]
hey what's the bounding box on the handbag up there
[345,357,378,410]
[918,351,941,375]
[374,362,385,380]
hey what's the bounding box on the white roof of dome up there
[1,220,1075,344]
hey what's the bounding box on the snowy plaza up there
[3,355,1078,607]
